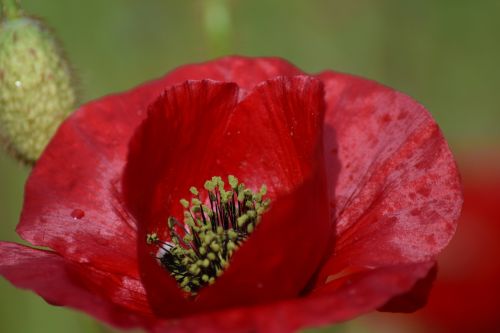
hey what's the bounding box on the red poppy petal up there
[124,79,239,223]
[151,262,433,333]
[315,71,462,291]
[0,242,152,330]
[123,80,241,316]
[197,76,331,308]
[16,82,169,278]
[124,76,331,316]
[378,262,437,312]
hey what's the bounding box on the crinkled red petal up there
[313,71,462,310]
[124,76,330,317]
[197,76,330,309]
[16,74,168,278]
[124,80,241,317]
[0,242,153,329]
[378,262,437,312]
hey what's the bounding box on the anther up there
[145,175,270,296]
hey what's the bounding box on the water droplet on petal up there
[71,209,85,220]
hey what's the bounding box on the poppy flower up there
[0,57,462,332]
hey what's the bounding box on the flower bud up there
[0,13,77,164]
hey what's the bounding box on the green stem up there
[203,0,232,57]
[1,0,21,20]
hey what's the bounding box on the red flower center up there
[146,175,270,296]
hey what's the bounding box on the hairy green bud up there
[0,12,77,164]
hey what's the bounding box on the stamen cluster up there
[147,175,270,295]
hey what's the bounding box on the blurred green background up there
[0,0,498,332]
